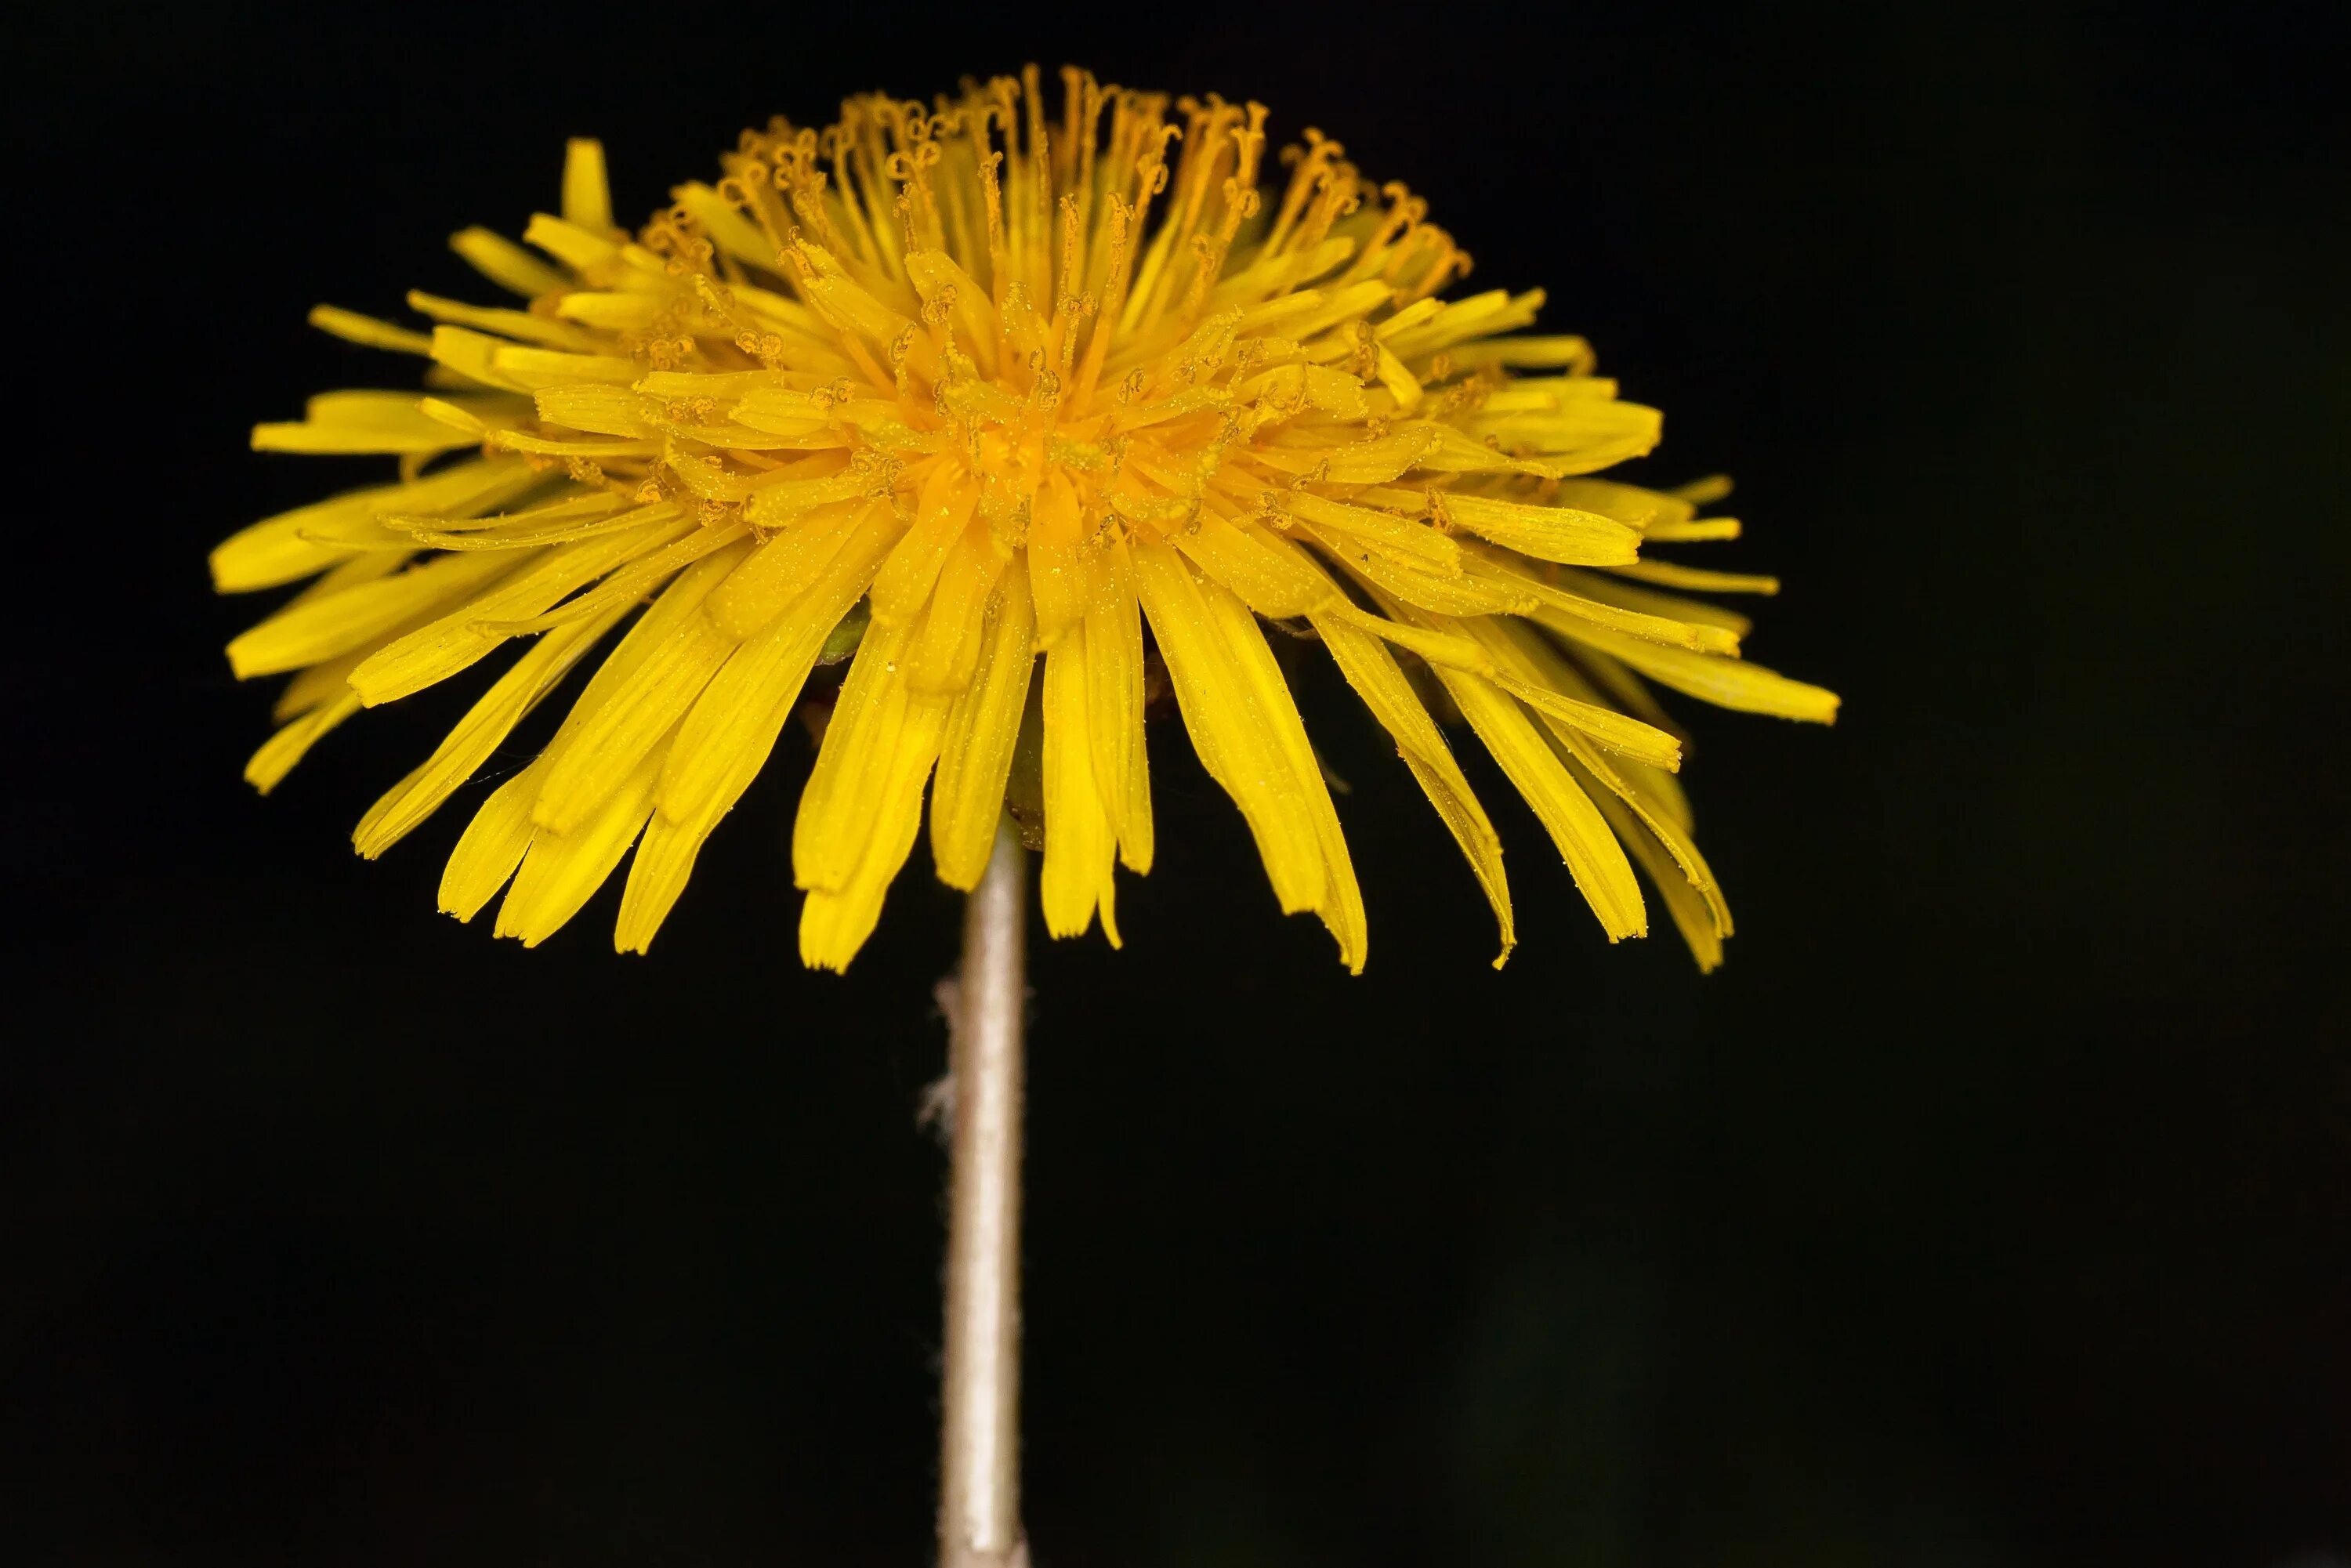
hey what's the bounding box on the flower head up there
[217,67,1837,972]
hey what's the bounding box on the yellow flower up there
[216,67,1837,973]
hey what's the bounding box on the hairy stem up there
[940,819,1027,1568]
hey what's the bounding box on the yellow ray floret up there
[219,67,1838,972]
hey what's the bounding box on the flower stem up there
[940,818,1027,1568]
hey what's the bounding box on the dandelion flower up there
[217,67,1838,972]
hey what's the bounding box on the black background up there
[7,1,2347,1563]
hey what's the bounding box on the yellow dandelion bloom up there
[217,67,1837,973]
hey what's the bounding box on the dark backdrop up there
[7,2,2346,1563]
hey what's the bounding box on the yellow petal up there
[1669,474,1736,507]
[1302,520,1533,617]
[1436,492,1641,566]
[1324,603,1494,678]
[672,181,776,268]
[793,623,955,971]
[1640,516,1742,543]
[795,713,940,972]
[439,760,549,922]
[1026,470,1090,647]
[226,549,516,679]
[210,458,538,592]
[553,292,664,331]
[1172,510,1339,620]
[1493,627,1731,950]
[1546,565,1755,639]
[1538,615,1841,723]
[1607,559,1781,595]
[1313,612,1514,965]
[1463,400,1662,470]
[1378,288,1545,360]
[931,570,1038,890]
[450,226,571,299]
[388,491,647,551]
[621,510,897,952]
[792,617,951,896]
[346,511,695,704]
[506,349,642,392]
[251,390,487,455]
[1454,617,1684,770]
[494,529,755,847]
[477,517,750,638]
[905,521,1009,695]
[732,454,881,520]
[530,543,754,834]
[353,601,631,859]
[871,464,979,628]
[522,212,624,275]
[1083,540,1154,873]
[1039,624,1121,944]
[271,645,372,722]
[429,325,532,393]
[1539,477,1690,529]
[487,425,657,458]
[706,499,872,639]
[657,505,897,827]
[1436,668,1647,943]
[1439,335,1595,373]
[245,690,362,795]
[277,548,411,610]
[1134,541,1364,969]
[494,743,665,947]
[1588,777,1726,972]
[1562,736,1729,943]
[1250,426,1434,484]
[406,289,600,351]
[561,138,614,234]
[307,305,433,356]
[1279,490,1461,572]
